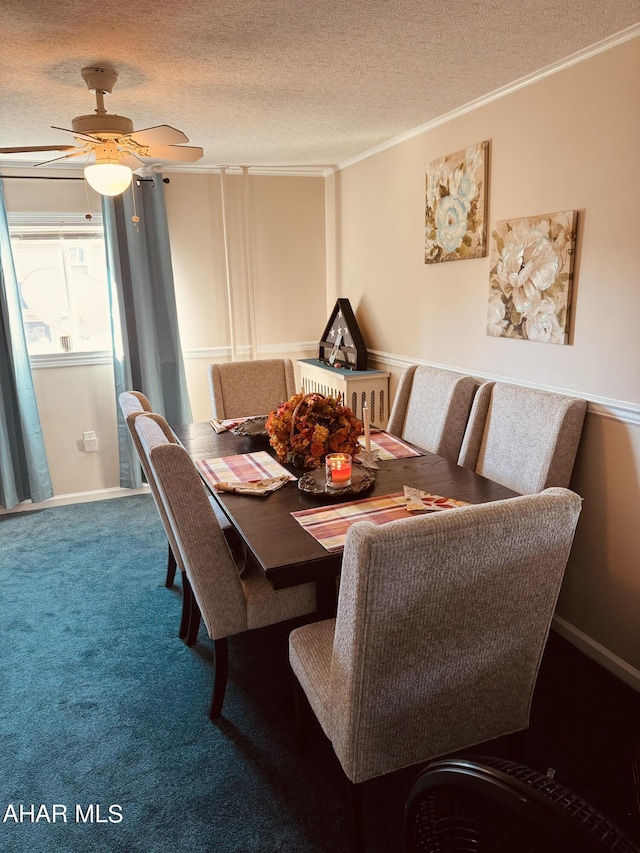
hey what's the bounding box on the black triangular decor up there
[318,299,368,371]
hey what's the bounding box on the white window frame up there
[7,212,112,368]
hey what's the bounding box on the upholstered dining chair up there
[386,365,476,463]
[208,358,297,419]
[118,393,241,608]
[289,488,583,852]
[135,412,317,720]
[118,391,179,587]
[457,381,587,494]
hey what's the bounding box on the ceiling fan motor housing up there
[71,113,134,137]
[81,66,118,95]
[74,66,134,137]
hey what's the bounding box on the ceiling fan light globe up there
[84,163,133,196]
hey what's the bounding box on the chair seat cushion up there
[241,562,317,632]
[289,618,336,739]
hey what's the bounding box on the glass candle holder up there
[325,453,352,488]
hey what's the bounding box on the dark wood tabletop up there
[173,421,520,593]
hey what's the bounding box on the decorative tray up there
[231,416,269,440]
[297,465,376,498]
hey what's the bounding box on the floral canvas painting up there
[487,210,577,345]
[425,141,488,263]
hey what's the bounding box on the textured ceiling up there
[0,0,638,172]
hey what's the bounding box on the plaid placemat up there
[357,431,424,459]
[196,452,296,489]
[292,492,410,552]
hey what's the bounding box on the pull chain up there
[131,180,140,229]
[84,178,92,220]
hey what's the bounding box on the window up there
[9,215,111,356]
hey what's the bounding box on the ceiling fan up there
[0,66,204,196]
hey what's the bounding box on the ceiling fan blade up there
[51,126,101,144]
[128,125,189,146]
[34,148,92,167]
[143,145,204,162]
[0,144,79,154]
[118,151,146,169]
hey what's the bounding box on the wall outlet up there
[83,431,99,452]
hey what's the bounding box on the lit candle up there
[325,453,352,488]
[363,402,371,452]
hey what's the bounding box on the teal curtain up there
[0,179,53,509]
[103,174,192,488]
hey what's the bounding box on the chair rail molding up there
[184,341,317,360]
[369,349,640,428]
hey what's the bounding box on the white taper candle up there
[363,401,371,452]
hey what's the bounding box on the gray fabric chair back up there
[387,365,476,462]
[119,390,153,415]
[118,402,188,584]
[326,487,582,784]
[118,391,176,527]
[458,382,587,494]
[208,358,297,419]
[118,390,175,489]
[134,413,249,640]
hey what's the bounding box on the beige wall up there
[328,39,640,674]
[2,168,326,491]
[164,171,325,421]
[31,363,120,495]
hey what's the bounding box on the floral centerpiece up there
[265,393,362,469]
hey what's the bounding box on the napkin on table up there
[213,475,290,496]
[403,485,469,512]
[209,418,246,433]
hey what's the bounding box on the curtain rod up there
[0,175,84,181]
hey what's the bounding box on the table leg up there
[315,577,338,619]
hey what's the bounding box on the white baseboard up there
[0,485,151,515]
[552,615,640,692]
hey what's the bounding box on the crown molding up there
[0,162,331,178]
[0,163,331,177]
[162,164,331,178]
[336,24,640,172]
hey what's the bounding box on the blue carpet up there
[1,495,638,852]
[0,495,412,852]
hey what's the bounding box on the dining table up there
[173,420,520,616]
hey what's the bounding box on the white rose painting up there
[425,141,488,263]
[487,210,577,345]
